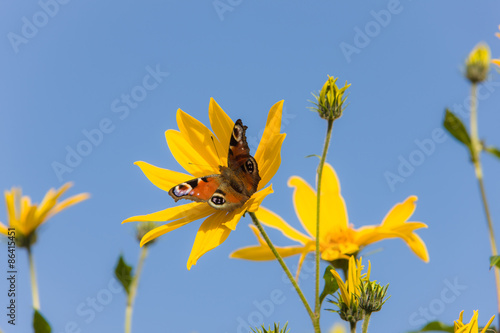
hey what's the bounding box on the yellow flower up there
[0,183,89,245]
[123,98,285,269]
[454,310,495,333]
[231,163,429,275]
[465,43,491,83]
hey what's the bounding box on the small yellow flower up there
[454,310,495,333]
[123,98,285,269]
[0,183,89,246]
[465,43,491,83]
[328,323,347,333]
[231,163,428,276]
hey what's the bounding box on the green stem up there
[469,82,500,328]
[125,246,149,333]
[315,118,334,316]
[249,212,319,332]
[27,244,40,310]
[361,313,371,333]
[350,322,357,333]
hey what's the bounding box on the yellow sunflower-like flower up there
[123,98,285,269]
[454,310,495,333]
[0,183,89,246]
[231,163,429,275]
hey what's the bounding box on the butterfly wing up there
[169,175,221,203]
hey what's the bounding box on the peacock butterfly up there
[168,119,261,211]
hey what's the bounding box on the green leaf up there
[485,146,500,160]
[305,154,321,159]
[490,255,500,269]
[407,321,454,333]
[114,255,133,295]
[33,310,51,333]
[443,109,472,151]
[319,265,339,305]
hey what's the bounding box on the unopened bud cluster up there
[136,222,159,246]
[357,280,389,313]
[310,76,351,121]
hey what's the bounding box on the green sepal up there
[443,109,472,153]
[114,255,133,295]
[33,309,51,333]
[319,265,339,305]
[408,321,454,333]
[490,255,500,269]
[485,146,500,160]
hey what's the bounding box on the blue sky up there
[1,1,500,332]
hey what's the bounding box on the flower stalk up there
[125,246,148,333]
[315,118,334,317]
[468,82,500,327]
[27,244,40,310]
[361,313,371,333]
[248,212,319,332]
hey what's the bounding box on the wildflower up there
[465,43,491,83]
[0,183,89,247]
[123,98,285,269]
[454,310,495,333]
[231,163,428,276]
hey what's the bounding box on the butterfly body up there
[169,119,260,211]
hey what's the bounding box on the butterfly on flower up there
[169,119,261,211]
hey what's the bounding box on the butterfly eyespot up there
[245,159,255,173]
[211,195,225,206]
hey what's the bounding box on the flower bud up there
[136,222,159,246]
[357,280,389,314]
[465,43,490,83]
[310,76,351,120]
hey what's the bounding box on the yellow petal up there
[288,176,317,238]
[492,59,500,66]
[46,192,90,220]
[230,244,305,260]
[254,206,310,245]
[176,108,225,168]
[254,101,285,189]
[246,185,274,213]
[320,163,348,234]
[481,314,496,333]
[221,207,246,231]
[208,98,233,165]
[135,161,192,192]
[166,129,219,177]
[123,202,210,223]
[382,196,417,227]
[230,224,307,260]
[0,222,8,236]
[255,134,286,190]
[136,204,214,246]
[186,211,232,269]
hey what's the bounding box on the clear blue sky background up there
[1,1,500,332]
